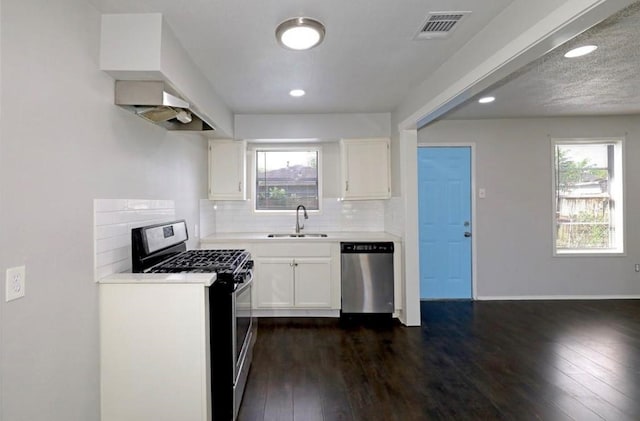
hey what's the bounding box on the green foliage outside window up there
[554,142,620,252]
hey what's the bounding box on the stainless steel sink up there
[267,233,328,238]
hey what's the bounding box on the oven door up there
[232,270,254,419]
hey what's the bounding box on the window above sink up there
[254,147,322,213]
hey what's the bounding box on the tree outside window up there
[553,140,624,254]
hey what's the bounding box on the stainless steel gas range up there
[132,220,256,421]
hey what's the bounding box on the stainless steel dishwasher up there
[340,242,394,315]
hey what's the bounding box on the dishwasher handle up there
[341,242,394,253]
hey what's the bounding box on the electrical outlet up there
[635,264,640,273]
[6,266,26,302]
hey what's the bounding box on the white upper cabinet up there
[340,138,391,200]
[208,139,246,200]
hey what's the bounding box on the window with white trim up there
[255,148,321,211]
[552,139,624,255]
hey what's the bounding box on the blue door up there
[418,147,472,299]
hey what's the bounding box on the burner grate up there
[148,249,251,279]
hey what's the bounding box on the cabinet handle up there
[345,180,349,191]
[238,181,242,192]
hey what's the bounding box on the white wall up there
[419,116,640,298]
[0,1,208,420]
[0,0,4,417]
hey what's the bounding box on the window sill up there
[253,209,322,215]
[554,249,625,257]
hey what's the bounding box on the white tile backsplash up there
[205,197,386,233]
[199,199,216,238]
[384,196,404,236]
[93,199,176,281]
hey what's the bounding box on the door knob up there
[464,232,472,237]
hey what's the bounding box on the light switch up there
[478,188,486,199]
[6,266,26,302]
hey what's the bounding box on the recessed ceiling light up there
[478,96,495,104]
[564,45,598,58]
[289,89,305,97]
[276,18,326,50]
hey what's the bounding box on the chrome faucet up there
[295,205,308,234]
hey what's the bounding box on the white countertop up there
[99,272,217,286]
[200,231,402,243]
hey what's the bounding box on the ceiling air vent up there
[415,12,470,40]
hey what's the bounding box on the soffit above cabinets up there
[100,13,232,136]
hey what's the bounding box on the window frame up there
[551,137,626,256]
[250,145,323,214]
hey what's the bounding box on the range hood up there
[115,81,214,132]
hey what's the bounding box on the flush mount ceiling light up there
[289,89,306,97]
[564,45,598,58]
[478,96,495,104]
[276,17,325,50]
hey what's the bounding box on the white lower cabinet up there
[100,283,211,421]
[200,238,401,315]
[294,258,332,308]
[256,257,332,309]
[252,242,338,311]
[256,258,295,308]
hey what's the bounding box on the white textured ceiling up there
[444,1,640,120]
[89,0,514,114]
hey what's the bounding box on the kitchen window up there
[254,148,321,212]
[552,138,624,255]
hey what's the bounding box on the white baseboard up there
[476,295,640,301]
[253,309,340,318]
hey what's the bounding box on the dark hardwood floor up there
[238,300,640,421]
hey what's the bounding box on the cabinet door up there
[294,258,332,308]
[208,139,246,200]
[255,258,294,308]
[341,138,391,200]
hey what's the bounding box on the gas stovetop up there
[131,221,253,287]
[149,249,249,272]
[148,249,252,278]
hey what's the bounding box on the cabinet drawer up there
[253,242,331,257]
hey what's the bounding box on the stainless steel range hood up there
[115,80,214,132]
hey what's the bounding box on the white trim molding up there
[477,295,640,301]
[400,129,421,326]
[253,309,339,318]
[550,137,626,256]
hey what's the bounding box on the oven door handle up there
[235,269,253,294]
[243,269,253,286]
